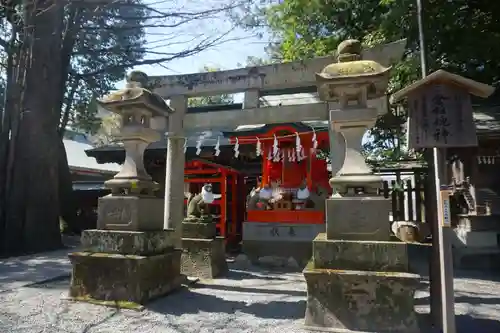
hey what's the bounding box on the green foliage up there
[238,0,500,163]
[64,1,148,134]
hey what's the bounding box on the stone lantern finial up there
[337,39,362,62]
[126,70,149,89]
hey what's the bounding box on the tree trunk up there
[56,6,85,234]
[2,0,65,254]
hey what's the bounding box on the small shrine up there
[228,123,331,266]
[304,39,421,332]
[68,71,184,308]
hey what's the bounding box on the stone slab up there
[303,263,420,333]
[181,237,228,279]
[68,250,182,306]
[242,239,313,269]
[80,229,175,256]
[242,222,325,242]
[182,222,217,239]
[312,233,410,272]
[97,195,164,231]
[326,197,390,241]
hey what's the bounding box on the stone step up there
[312,233,411,272]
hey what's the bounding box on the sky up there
[118,0,270,88]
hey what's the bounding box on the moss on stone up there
[70,295,145,311]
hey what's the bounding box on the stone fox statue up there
[186,184,215,221]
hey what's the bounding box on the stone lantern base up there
[180,221,228,279]
[303,234,421,333]
[304,196,421,332]
[304,264,420,332]
[68,229,184,309]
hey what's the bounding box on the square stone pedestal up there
[181,222,228,279]
[303,264,420,333]
[68,229,183,308]
[325,197,391,241]
[97,195,164,231]
[242,222,326,268]
[304,194,421,332]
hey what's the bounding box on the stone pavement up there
[0,249,499,333]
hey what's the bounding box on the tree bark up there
[2,0,65,254]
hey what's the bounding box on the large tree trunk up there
[2,0,65,254]
[56,6,85,234]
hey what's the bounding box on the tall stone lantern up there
[68,71,185,309]
[303,40,421,333]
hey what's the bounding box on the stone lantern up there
[316,39,391,195]
[303,40,421,333]
[99,70,170,200]
[68,71,184,309]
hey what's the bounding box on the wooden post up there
[220,171,227,239]
[392,70,494,333]
[231,174,238,240]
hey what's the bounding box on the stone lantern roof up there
[98,70,172,118]
[315,39,391,105]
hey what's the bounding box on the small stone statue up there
[185,184,214,223]
[247,184,272,210]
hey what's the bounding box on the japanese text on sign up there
[407,84,478,149]
[269,226,296,237]
[441,190,452,227]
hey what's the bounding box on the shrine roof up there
[391,69,495,102]
[222,122,328,136]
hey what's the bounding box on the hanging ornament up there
[291,149,296,162]
[273,148,281,162]
[183,138,187,153]
[214,136,221,157]
[267,147,273,161]
[195,134,203,155]
[299,147,307,160]
[287,149,292,162]
[295,132,302,158]
[234,138,240,158]
[281,150,285,162]
[256,137,262,157]
[312,129,318,150]
[272,134,279,157]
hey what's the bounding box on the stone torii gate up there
[66,38,407,309]
[150,39,407,248]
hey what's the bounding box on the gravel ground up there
[1,251,500,333]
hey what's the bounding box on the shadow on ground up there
[148,289,306,320]
[0,251,72,292]
[415,293,500,306]
[455,314,500,333]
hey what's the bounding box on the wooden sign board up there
[407,84,478,149]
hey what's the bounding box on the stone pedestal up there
[180,221,228,279]
[242,222,325,268]
[97,195,165,231]
[304,198,421,333]
[68,71,183,308]
[69,229,184,308]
